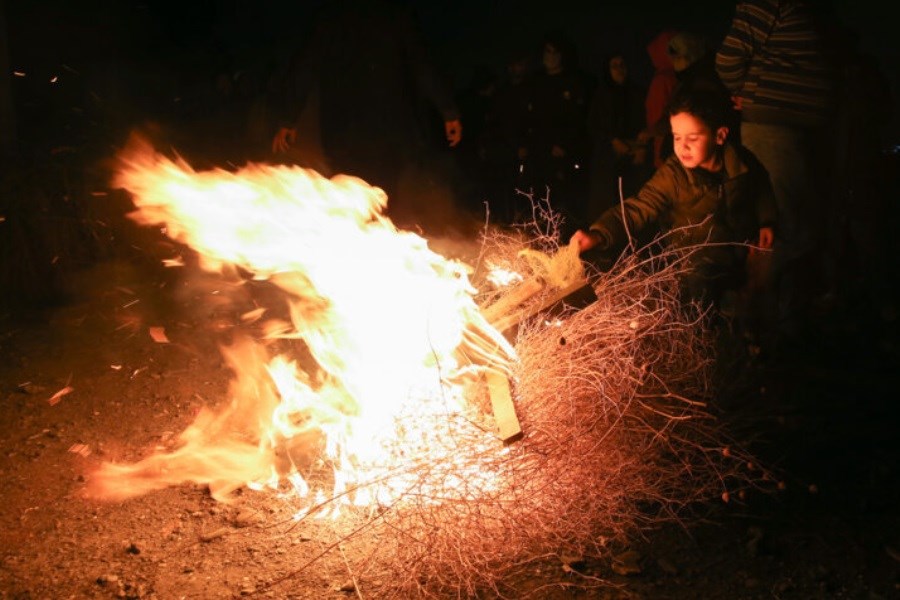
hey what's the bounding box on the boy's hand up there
[570,229,603,253]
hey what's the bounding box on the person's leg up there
[741,122,822,341]
[741,123,816,261]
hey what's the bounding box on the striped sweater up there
[716,0,836,128]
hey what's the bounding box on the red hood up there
[647,29,677,71]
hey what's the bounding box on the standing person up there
[453,64,498,219]
[586,53,649,218]
[571,87,776,315]
[715,0,837,341]
[482,46,534,225]
[638,29,679,170]
[270,0,462,230]
[523,30,592,233]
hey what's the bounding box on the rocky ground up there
[0,248,897,599]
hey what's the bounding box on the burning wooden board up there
[486,277,598,340]
[479,276,598,443]
[484,370,522,443]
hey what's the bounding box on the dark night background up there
[3,1,899,158]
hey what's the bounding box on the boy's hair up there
[666,87,729,130]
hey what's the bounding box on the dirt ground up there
[0,244,898,600]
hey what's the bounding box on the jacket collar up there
[680,143,749,185]
[721,144,750,178]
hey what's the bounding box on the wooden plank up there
[481,276,545,324]
[490,278,597,337]
[485,370,522,443]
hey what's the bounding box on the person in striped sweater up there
[715,0,838,341]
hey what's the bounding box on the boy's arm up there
[588,163,674,250]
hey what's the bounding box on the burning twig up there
[48,385,73,406]
[338,543,364,599]
[148,326,169,343]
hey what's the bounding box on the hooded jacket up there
[588,143,776,269]
[644,30,678,167]
[645,30,678,135]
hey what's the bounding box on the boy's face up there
[670,111,728,171]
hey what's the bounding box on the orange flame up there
[91,138,515,517]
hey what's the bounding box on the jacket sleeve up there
[715,0,778,94]
[589,163,674,249]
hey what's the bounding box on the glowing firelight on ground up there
[92,138,516,519]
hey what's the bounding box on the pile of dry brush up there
[261,204,776,599]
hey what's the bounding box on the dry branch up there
[263,201,776,599]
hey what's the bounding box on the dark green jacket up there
[589,143,776,268]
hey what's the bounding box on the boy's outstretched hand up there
[570,229,603,254]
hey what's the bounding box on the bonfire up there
[89,136,772,598]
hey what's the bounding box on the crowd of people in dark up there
[257,0,898,360]
[2,0,898,359]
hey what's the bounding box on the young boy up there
[571,87,776,308]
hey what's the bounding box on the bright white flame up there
[92,137,516,517]
[486,264,524,287]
